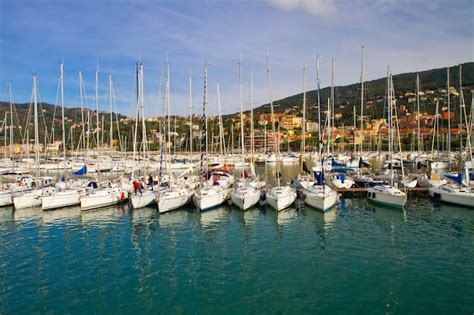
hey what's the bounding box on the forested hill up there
[0,101,126,128]
[249,62,473,125]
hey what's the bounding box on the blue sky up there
[0,0,472,117]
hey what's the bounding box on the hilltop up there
[243,62,473,126]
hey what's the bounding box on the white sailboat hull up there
[42,190,81,210]
[304,185,338,212]
[157,188,193,213]
[429,185,474,208]
[367,186,407,208]
[266,186,296,211]
[81,188,128,210]
[0,190,13,207]
[332,178,354,189]
[13,189,43,209]
[193,186,229,211]
[130,190,156,209]
[230,187,260,210]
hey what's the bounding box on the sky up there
[0,0,472,117]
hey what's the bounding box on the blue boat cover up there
[443,172,463,185]
[331,158,345,167]
[72,165,87,176]
[313,171,325,185]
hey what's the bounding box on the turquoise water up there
[1,196,473,314]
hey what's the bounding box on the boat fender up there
[120,192,125,201]
[260,192,266,201]
[433,192,441,202]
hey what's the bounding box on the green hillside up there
[248,62,473,126]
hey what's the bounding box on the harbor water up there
[1,194,473,313]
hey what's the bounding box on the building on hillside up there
[257,113,284,125]
[306,121,319,133]
[244,130,282,152]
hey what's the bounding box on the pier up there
[333,187,429,196]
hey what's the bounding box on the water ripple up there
[0,197,473,313]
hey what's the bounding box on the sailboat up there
[237,69,266,190]
[264,54,296,211]
[347,46,370,170]
[0,81,17,206]
[327,59,355,189]
[81,66,128,210]
[291,68,315,190]
[193,62,230,211]
[304,58,338,212]
[13,75,47,209]
[130,62,156,209]
[230,61,261,211]
[367,70,407,208]
[156,62,193,213]
[42,63,86,210]
[429,65,474,208]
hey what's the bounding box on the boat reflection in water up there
[81,205,126,226]
[158,209,188,227]
[277,207,297,226]
[13,207,42,223]
[42,206,81,225]
[200,206,229,228]
[0,207,13,224]
[131,207,155,224]
[243,208,260,226]
[323,208,338,232]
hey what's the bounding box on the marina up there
[1,193,473,313]
[1,0,473,312]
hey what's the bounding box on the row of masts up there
[2,55,472,166]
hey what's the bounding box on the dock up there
[333,187,429,196]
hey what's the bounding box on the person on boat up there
[133,180,142,195]
[148,175,154,191]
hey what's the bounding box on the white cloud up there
[302,0,337,15]
[265,0,300,10]
[266,0,337,16]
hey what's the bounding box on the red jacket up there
[133,181,141,190]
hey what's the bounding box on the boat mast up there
[359,46,365,157]
[131,63,140,179]
[166,63,171,158]
[387,68,394,187]
[316,55,322,156]
[33,75,40,174]
[8,81,14,160]
[458,64,463,151]
[60,63,66,168]
[217,82,224,157]
[267,53,280,187]
[446,67,451,164]
[239,61,245,182]
[328,58,335,157]
[109,74,113,150]
[189,75,193,158]
[95,64,100,152]
[416,73,421,158]
[199,62,209,188]
[331,59,335,154]
[250,69,255,160]
[301,67,306,174]
[79,71,86,153]
[165,64,172,189]
[140,63,147,162]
